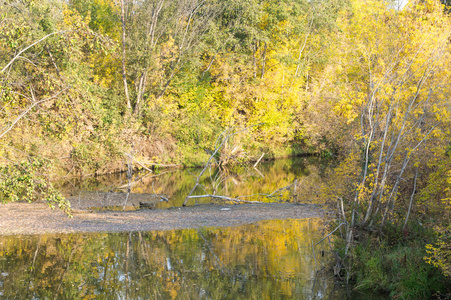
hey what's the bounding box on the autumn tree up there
[321,0,451,251]
[0,0,119,212]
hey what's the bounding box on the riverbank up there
[342,223,451,299]
[0,202,324,235]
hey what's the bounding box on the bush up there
[0,157,71,216]
[349,224,450,299]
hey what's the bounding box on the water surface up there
[0,157,389,299]
[60,157,329,210]
[0,218,372,299]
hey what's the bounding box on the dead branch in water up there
[116,170,173,190]
[186,195,264,204]
[182,124,263,206]
[253,153,265,168]
[315,222,346,246]
[122,153,133,211]
[132,158,153,173]
[144,162,180,168]
[267,183,295,197]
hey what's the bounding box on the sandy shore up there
[0,202,323,235]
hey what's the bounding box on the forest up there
[1,0,451,297]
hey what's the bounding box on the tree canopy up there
[1,0,451,293]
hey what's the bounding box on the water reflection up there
[59,157,330,209]
[0,219,355,299]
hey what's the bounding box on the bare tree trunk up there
[260,42,267,79]
[120,0,131,110]
[252,41,258,78]
[201,55,216,80]
[134,72,147,115]
[403,167,418,230]
[133,0,164,114]
[294,16,313,77]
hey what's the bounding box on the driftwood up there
[184,177,301,207]
[267,183,295,197]
[116,170,173,189]
[182,124,263,206]
[186,194,264,204]
[132,158,153,173]
[139,202,156,209]
[253,153,265,168]
[144,162,180,168]
[315,222,346,246]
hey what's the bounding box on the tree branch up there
[0,87,68,139]
[1,31,63,73]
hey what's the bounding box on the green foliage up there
[0,2,450,299]
[0,0,346,180]
[350,224,450,299]
[0,158,71,215]
[425,225,451,278]
[1,8,451,300]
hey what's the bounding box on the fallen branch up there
[182,124,263,206]
[253,153,265,168]
[132,158,153,173]
[116,170,173,189]
[145,163,180,168]
[151,181,169,202]
[186,194,264,204]
[315,222,346,246]
[253,166,264,178]
[267,183,294,197]
[236,193,263,199]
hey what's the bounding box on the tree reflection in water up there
[58,157,330,209]
[0,218,362,299]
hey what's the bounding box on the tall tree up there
[323,0,451,250]
[120,0,131,109]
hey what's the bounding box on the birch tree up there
[326,0,451,248]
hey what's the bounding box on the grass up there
[346,222,451,299]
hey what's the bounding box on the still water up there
[60,157,329,210]
[0,158,388,299]
[1,219,374,299]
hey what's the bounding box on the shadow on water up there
[0,218,388,299]
[59,157,334,210]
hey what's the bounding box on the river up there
[0,157,388,299]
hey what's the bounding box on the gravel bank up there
[0,202,323,235]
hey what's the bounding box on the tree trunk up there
[252,41,258,78]
[120,0,131,110]
[134,72,147,115]
[260,42,267,79]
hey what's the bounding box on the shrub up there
[0,157,71,215]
